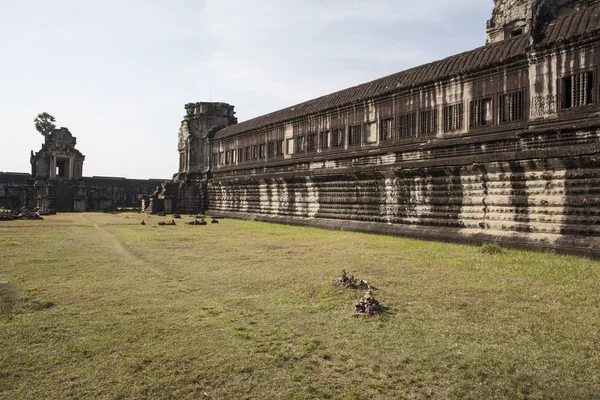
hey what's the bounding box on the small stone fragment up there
[334,270,370,290]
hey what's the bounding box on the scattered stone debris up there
[141,220,146,225]
[34,207,54,216]
[353,290,381,318]
[157,211,166,217]
[187,218,207,226]
[173,214,181,219]
[158,219,176,226]
[211,217,219,224]
[0,212,13,221]
[334,270,370,290]
[0,207,45,221]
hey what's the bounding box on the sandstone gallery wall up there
[174,4,600,257]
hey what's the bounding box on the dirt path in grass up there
[78,214,183,285]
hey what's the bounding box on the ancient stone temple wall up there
[207,149,600,256]
[163,2,600,256]
[3,126,165,212]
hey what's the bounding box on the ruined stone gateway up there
[167,0,600,256]
[1,127,163,212]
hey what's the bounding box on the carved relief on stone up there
[177,120,190,152]
[531,94,557,117]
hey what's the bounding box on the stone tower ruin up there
[486,0,599,44]
[145,102,238,214]
[176,102,237,177]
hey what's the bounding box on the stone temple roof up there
[215,4,600,140]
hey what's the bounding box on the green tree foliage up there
[34,112,56,140]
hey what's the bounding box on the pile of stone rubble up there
[352,290,381,317]
[0,207,45,221]
[187,218,207,226]
[334,270,383,318]
[186,216,219,226]
[334,270,370,290]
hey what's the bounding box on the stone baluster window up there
[420,108,438,137]
[307,133,317,152]
[562,71,594,108]
[259,144,266,159]
[348,124,362,146]
[319,131,329,149]
[470,98,492,127]
[379,117,395,141]
[295,135,306,153]
[267,141,275,158]
[277,140,284,156]
[499,89,525,123]
[443,103,464,132]
[398,112,416,138]
[332,128,345,148]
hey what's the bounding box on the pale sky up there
[0,0,493,179]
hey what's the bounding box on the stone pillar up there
[50,157,56,179]
[69,157,74,180]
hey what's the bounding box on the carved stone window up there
[332,128,345,148]
[252,146,258,160]
[470,98,492,127]
[499,89,525,123]
[55,158,70,178]
[420,108,438,137]
[277,140,284,156]
[319,131,329,149]
[562,71,594,109]
[398,112,416,138]
[244,147,251,162]
[212,153,217,166]
[259,144,266,160]
[238,148,243,163]
[348,124,362,146]
[295,135,306,153]
[443,103,464,132]
[379,118,395,141]
[225,151,230,164]
[307,133,317,152]
[231,149,236,164]
[286,138,294,155]
[267,141,275,158]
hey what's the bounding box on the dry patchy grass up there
[0,212,599,399]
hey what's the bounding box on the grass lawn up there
[1,212,599,399]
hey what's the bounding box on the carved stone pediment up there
[48,127,77,146]
[177,120,190,152]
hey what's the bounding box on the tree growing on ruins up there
[34,112,56,141]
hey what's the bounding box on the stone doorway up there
[55,185,74,212]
